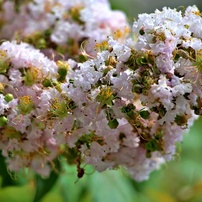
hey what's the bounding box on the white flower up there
[0,94,8,115]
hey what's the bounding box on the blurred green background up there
[1,1,202,202]
[110,0,202,18]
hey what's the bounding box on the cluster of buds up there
[0,1,201,181]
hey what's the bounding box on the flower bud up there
[4,93,14,102]
[0,116,8,127]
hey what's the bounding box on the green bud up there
[58,67,67,82]
[175,114,187,126]
[0,116,8,127]
[4,93,14,102]
[108,119,119,129]
[145,139,159,152]
[42,78,52,87]
[36,38,46,49]
[78,54,87,62]
[139,109,150,119]
[126,110,135,118]
[136,56,147,65]
[132,84,143,94]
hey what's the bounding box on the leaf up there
[59,164,91,202]
[89,169,137,202]
[145,189,176,202]
[33,159,60,202]
[41,192,63,202]
[0,152,17,188]
[0,182,34,202]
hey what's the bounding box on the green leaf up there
[0,153,16,188]
[0,183,34,202]
[59,164,92,202]
[145,189,176,202]
[33,159,60,202]
[89,169,137,202]
[41,192,63,202]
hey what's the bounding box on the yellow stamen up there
[30,66,39,79]
[94,41,109,52]
[193,11,201,16]
[113,27,130,39]
[0,50,6,57]
[56,60,70,70]
[0,83,4,91]
[20,95,32,105]
[51,98,60,110]
[101,87,113,99]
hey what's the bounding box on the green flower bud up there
[0,116,8,127]
[139,109,150,119]
[42,78,52,87]
[57,60,69,82]
[4,93,14,102]
[108,119,119,129]
[36,38,46,49]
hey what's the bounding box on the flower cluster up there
[0,0,129,59]
[0,1,201,181]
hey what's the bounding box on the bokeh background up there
[110,0,202,18]
[0,1,202,202]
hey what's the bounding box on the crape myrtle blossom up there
[62,5,201,180]
[0,4,202,182]
[0,41,68,176]
[0,0,129,59]
[59,32,197,180]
